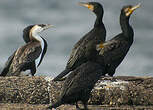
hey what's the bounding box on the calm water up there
[0,0,153,77]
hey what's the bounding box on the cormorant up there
[96,4,140,76]
[48,61,105,110]
[53,2,106,81]
[0,24,52,76]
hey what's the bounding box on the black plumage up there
[96,4,140,76]
[23,25,34,43]
[53,2,106,81]
[48,61,105,109]
[0,24,51,76]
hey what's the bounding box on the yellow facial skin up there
[125,3,141,16]
[79,2,94,11]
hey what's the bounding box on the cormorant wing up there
[67,32,96,69]
[61,62,103,99]
[66,30,96,69]
[1,42,42,76]
[67,45,84,68]
[15,42,42,67]
[53,34,90,81]
[0,50,16,76]
[96,39,120,55]
[96,37,129,63]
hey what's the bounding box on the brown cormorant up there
[0,24,52,76]
[96,4,140,76]
[53,2,106,81]
[48,61,105,110]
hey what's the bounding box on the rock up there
[89,76,153,106]
[0,76,153,109]
[0,76,49,104]
[0,103,153,110]
[50,76,153,106]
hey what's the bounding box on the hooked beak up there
[126,3,141,16]
[43,24,54,30]
[78,2,94,11]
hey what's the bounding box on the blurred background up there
[0,0,152,77]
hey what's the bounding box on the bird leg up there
[76,102,81,110]
[30,64,36,76]
[82,101,88,110]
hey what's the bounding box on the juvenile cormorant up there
[53,2,106,81]
[96,4,140,76]
[48,61,105,110]
[0,24,52,76]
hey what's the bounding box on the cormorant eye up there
[124,8,130,13]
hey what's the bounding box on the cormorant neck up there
[29,28,47,67]
[31,31,43,42]
[23,33,30,43]
[33,35,45,67]
[36,37,47,67]
[94,13,103,27]
[120,14,134,38]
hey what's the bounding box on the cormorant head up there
[79,2,104,17]
[23,24,53,42]
[30,24,52,34]
[121,3,141,18]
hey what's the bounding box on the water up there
[0,0,153,77]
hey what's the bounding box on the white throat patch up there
[31,25,45,67]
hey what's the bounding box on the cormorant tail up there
[0,68,8,76]
[53,68,71,81]
[0,50,16,76]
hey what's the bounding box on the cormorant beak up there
[42,24,54,31]
[126,3,141,16]
[79,2,94,11]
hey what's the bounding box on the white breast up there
[31,28,45,67]
[35,37,44,67]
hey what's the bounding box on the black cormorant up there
[53,2,106,81]
[48,61,105,110]
[0,24,52,76]
[96,4,140,76]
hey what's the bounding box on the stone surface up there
[0,76,153,109]
[50,76,153,106]
[0,76,49,104]
[89,76,153,106]
[0,104,153,110]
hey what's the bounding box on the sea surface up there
[0,0,153,77]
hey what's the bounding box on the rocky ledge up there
[0,76,153,110]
